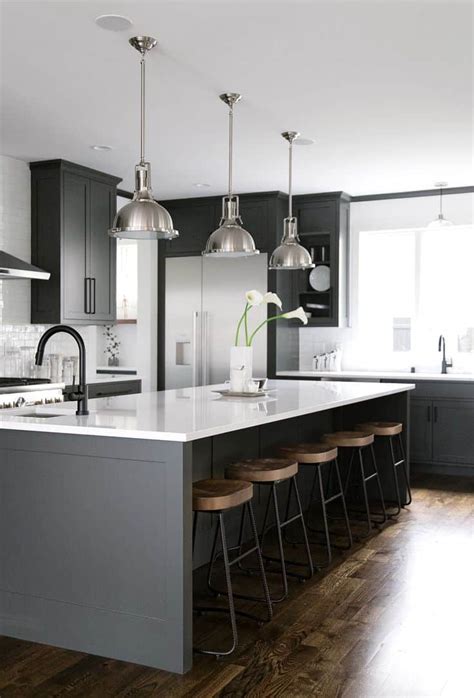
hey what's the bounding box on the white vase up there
[229,346,253,393]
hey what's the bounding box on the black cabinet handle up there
[91,278,96,314]
[427,405,431,422]
[84,277,91,314]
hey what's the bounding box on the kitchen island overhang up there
[0,380,414,674]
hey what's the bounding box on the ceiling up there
[1,0,472,199]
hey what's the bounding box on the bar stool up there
[278,443,353,566]
[356,421,412,516]
[322,431,387,535]
[192,478,272,658]
[224,458,314,603]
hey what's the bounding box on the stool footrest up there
[324,491,344,505]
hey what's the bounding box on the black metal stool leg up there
[194,512,238,658]
[206,515,221,596]
[268,483,290,602]
[344,447,356,497]
[358,447,373,536]
[247,501,273,621]
[388,436,402,517]
[398,433,412,506]
[292,476,314,577]
[333,458,353,550]
[317,465,332,566]
[370,444,387,524]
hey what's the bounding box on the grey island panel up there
[0,431,193,674]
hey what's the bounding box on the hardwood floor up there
[1,473,472,697]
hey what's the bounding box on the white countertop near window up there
[277,370,474,382]
[0,379,414,443]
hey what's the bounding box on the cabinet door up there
[433,399,474,465]
[410,398,433,462]
[89,180,116,322]
[62,172,89,322]
[238,198,271,253]
[165,201,218,255]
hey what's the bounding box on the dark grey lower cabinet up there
[432,399,474,465]
[410,398,433,463]
[407,386,474,470]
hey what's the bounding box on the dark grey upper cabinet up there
[292,192,350,327]
[163,198,219,256]
[30,160,121,325]
[161,191,283,257]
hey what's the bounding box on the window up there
[116,240,138,320]
[358,225,474,358]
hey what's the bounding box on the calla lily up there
[262,292,282,309]
[245,290,263,306]
[282,306,308,324]
[235,290,306,347]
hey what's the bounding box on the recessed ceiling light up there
[294,138,315,146]
[95,14,133,32]
[90,144,113,151]
[193,183,211,188]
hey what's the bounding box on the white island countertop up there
[277,370,474,382]
[0,379,414,443]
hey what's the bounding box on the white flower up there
[262,292,283,309]
[282,306,308,324]
[245,290,264,306]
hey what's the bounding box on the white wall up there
[299,192,474,372]
[0,155,31,324]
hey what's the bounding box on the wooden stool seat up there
[323,431,374,448]
[356,421,403,437]
[193,479,253,512]
[226,458,298,483]
[279,443,338,464]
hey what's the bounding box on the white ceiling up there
[1,0,472,199]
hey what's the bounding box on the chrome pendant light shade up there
[269,132,314,270]
[203,93,259,257]
[427,182,453,229]
[109,37,178,240]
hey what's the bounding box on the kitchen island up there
[0,379,414,673]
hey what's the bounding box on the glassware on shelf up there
[49,354,63,383]
[62,357,75,385]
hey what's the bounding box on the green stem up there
[235,303,249,346]
[244,305,249,346]
[247,313,286,346]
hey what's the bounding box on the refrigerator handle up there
[192,311,201,387]
[201,311,209,386]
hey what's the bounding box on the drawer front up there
[381,380,474,400]
[88,380,142,400]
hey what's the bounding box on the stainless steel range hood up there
[0,251,50,280]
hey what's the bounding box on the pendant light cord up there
[228,104,233,197]
[140,54,146,165]
[439,186,443,217]
[288,139,293,218]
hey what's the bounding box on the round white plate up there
[309,265,330,292]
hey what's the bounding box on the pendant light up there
[109,36,178,240]
[269,132,315,270]
[427,182,453,229]
[203,93,259,257]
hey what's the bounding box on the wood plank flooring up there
[1,473,472,697]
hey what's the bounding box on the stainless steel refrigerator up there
[164,255,268,389]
